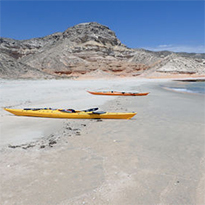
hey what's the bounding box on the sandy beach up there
[0,78,204,205]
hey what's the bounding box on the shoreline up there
[0,78,205,204]
[1,73,205,81]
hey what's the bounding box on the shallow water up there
[162,81,205,94]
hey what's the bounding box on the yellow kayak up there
[4,108,136,120]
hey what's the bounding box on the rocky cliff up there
[0,22,204,79]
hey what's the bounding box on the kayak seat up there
[59,109,76,113]
[83,108,98,112]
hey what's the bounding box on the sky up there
[0,1,204,53]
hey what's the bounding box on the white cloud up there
[144,44,205,53]
[158,44,173,48]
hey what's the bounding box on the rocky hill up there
[0,22,205,79]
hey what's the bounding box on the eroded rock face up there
[156,54,205,74]
[0,52,51,79]
[0,22,204,79]
[62,22,122,46]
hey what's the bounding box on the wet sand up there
[0,78,204,205]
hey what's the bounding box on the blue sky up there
[1,1,204,53]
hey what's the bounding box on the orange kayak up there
[87,91,149,96]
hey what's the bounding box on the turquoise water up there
[165,81,205,94]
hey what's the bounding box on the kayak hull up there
[4,108,136,120]
[87,91,149,96]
